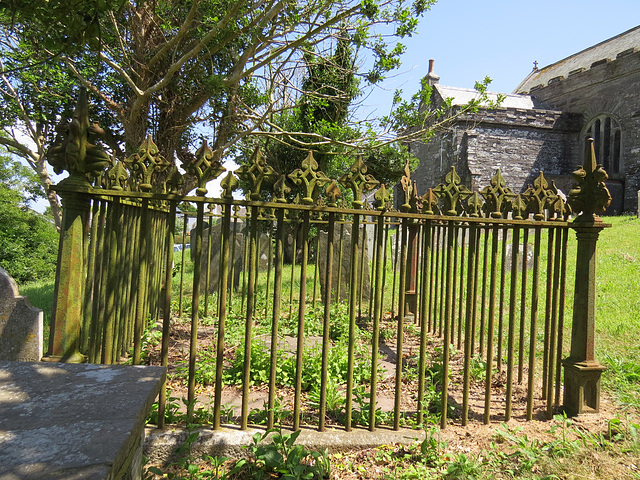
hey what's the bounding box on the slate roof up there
[434,84,543,110]
[515,25,640,94]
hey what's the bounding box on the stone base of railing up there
[562,359,606,416]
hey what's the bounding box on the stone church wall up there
[409,108,580,201]
[527,50,640,212]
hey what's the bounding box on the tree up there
[0,150,58,283]
[1,0,444,199]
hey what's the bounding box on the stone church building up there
[409,25,640,214]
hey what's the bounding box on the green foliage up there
[0,155,58,282]
[233,428,330,480]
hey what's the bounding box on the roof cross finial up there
[533,60,539,70]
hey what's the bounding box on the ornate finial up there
[220,171,239,199]
[568,139,612,222]
[467,192,483,218]
[421,188,438,215]
[511,194,527,220]
[325,180,341,207]
[165,164,184,195]
[288,151,330,205]
[182,138,226,196]
[433,166,471,216]
[480,169,515,218]
[522,172,556,220]
[373,184,390,211]
[105,160,128,191]
[123,134,170,192]
[46,88,110,187]
[339,156,379,209]
[273,174,291,203]
[236,147,278,201]
[399,159,413,212]
[548,181,568,220]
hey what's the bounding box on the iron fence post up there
[563,139,611,416]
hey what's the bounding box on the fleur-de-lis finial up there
[339,156,379,209]
[399,159,413,212]
[467,192,484,218]
[220,171,239,199]
[374,184,390,211]
[522,172,556,220]
[182,139,226,196]
[325,180,341,207]
[46,87,110,187]
[124,134,171,192]
[288,151,330,205]
[480,169,515,218]
[105,160,128,191]
[273,174,291,203]
[236,147,278,201]
[433,166,471,216]
[421,188,438,215]
[568,138,611,222]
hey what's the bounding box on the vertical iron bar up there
[268,208,285,429]
[497,227,508,372]
[241,205,259,429]
[554,227,569,408]
[518,227,529,384]
[462,222,478,425]
[483,224,500,424]
[346,212,361,431]
[527,227,542,420]
[293,211,310,431]
[133,199,151,365]
[417,219,432,426]
[542,228,555,400]
[479,226,490,356]
[546,226,562,417]
[393,218,407,430]
[187,202,204,421]
[441,221,454,429]
[178,213,188,317]
[369,213,386,430]
[159,201,177,428]
[319,213,335,432]
[214,201,233,429]
[505,226,520,420]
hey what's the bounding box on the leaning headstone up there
[191,221,272,293]
[317,224,371,302]
[0,268,43,361]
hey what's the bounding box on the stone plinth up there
[0,361,165,480]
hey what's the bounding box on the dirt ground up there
[147,317,640,478]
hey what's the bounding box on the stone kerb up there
[0,268,43,362]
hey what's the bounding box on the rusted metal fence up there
[46,90,611,431]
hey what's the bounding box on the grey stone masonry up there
[0,361,165,480]
[0,268,43,362]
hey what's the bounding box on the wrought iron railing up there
[46,90,612,431]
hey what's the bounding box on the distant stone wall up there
[409,107,581,198]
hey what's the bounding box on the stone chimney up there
[426,59,440,86]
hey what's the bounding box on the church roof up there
[434,84,543,110]
[515,25,640,94]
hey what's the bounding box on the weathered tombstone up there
[505,242,535,271]
[191,221,272,293]
[317,224,371,302]
[0,268,43,361]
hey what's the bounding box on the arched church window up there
[584,115,622,174]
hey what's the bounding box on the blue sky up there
[363,0,640,116]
